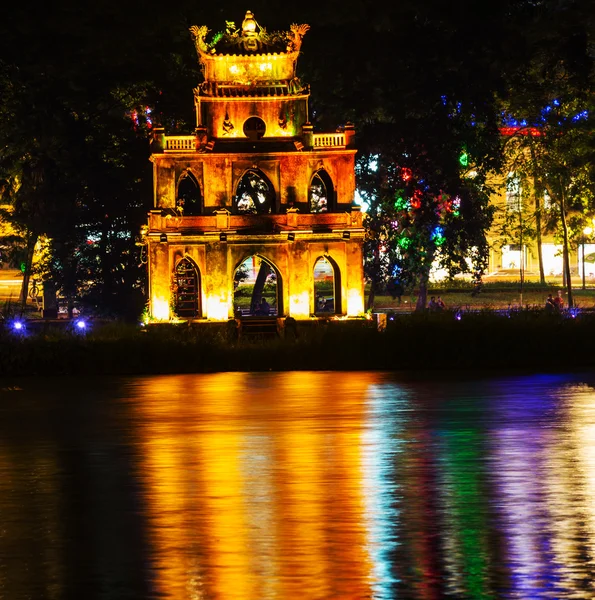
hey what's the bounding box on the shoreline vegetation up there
[2,309,595,377]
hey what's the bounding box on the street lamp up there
[583,226,593,290]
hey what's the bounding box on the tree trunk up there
[100,218,113,304]
[558,190,573,308]
[530,145,546,284]
[367,282,376,311]
[19,233,38,314]
[250,261,271,314]
[415,269,429,312]
[415,246,434,312]
[366,243,381,311]
[534,193,546,284]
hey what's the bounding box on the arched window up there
[234,170,275,214]
[243,116,266,141]
[173,258,201,318]
[176,172,202,216]
[233,255,282,317]
[314,256,341,315]
[309,170,334,213]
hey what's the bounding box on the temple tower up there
[145,11,365,322]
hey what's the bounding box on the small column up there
[195,125,208,151]
[350,205,362,227]
[302,122,314,149]
[287,206,300,228]
[214,208,230,230]
[344,122,356,148]
[151,127,165,152]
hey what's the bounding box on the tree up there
[294,0,520,309]
[500,0,595,307]
[0,0,202,317]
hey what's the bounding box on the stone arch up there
[313,255,342,315]
[233,254,283,317]
[173,256,202,318]
[309,169,334,213]
[176,170,203,216]
[234,169,276,215]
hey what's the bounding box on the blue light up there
[75,320,86,330]
[553,99,560,106]
[13,321,23,331]
[432,226,444,240]
[572,110,588,122]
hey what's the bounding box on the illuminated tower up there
[145,11,365,322]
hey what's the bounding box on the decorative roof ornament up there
[241,11,258,35]
[189,11,309,57]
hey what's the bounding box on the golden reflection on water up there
[6,373,595,598]
[134,372,376,600]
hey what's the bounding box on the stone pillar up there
[344,239,365,316]
[150,240,171,321]
[287,241,311,319]
[204,241,231,320]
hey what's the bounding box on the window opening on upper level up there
[309,170,334,213]
[177,171,202,215]
[234,170,275,214]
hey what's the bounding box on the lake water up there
[2,371,595,599]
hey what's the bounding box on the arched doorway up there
[234,169,275,214]
[309,170,334,213]
[233,255,282,317]
[314,256,341,315]
[173,257,201,318]
[176,171,202,215]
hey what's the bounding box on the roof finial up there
[242,11,257,35]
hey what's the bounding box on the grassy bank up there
[1,311,595,376]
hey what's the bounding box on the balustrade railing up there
[164,136,196,152]
[312,133,346,148]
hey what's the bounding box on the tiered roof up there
[190,12,309,97]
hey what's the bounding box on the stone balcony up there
[147,207,363,235]
[160,131,350,153]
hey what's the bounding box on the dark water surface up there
[2,372,595,599]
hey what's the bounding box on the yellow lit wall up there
[201,52,297,84]
[201,97,308,139]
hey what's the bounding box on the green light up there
[20,262,26,273]
[459,151,469,167]
[394,196,408,211]
[397,237,411,249]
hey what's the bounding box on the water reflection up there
[2,372,595,598]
